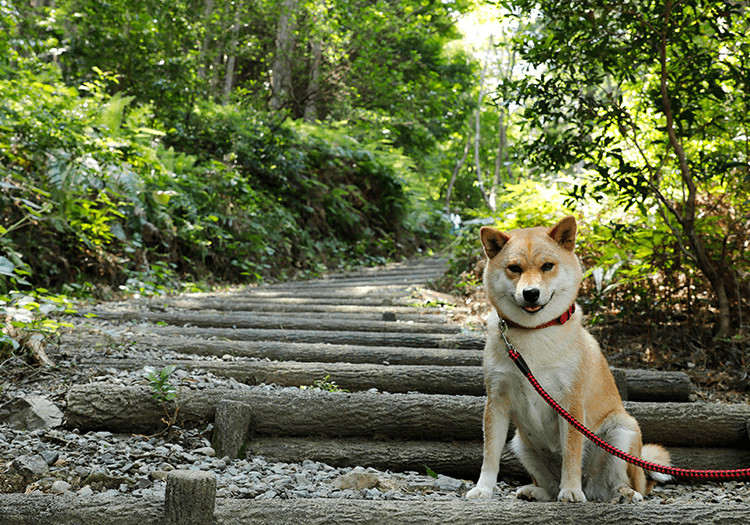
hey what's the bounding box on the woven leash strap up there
[498,319,750,481]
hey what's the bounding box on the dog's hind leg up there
[583,413,645,503]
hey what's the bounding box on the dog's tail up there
[642,443,672,491]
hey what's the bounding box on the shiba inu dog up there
[466,216,671,502]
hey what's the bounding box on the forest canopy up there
[0,0,748,347]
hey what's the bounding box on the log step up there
[3,493,747,525]
[246,436,750,481]
[64,384,750,447]
[68,355,694,402]
[80,309,462,334]
[121,324,485,349]
[164,299,450,315]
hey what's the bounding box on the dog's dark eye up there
[542,262,555,272]
[507,264,523,274]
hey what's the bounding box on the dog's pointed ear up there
[548,215,577,252]
[480,226,510,259]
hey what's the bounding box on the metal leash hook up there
[498,321,750,481]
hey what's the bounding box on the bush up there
[0,69,437,297]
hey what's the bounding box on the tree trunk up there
[304,38,322,122]
[658,3,732,337]
[270,0,298,111]
[198,0,215,83]
[445,131,472,215]
[222,0,241,101]
[473,36,495,211]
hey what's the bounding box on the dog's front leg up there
[466,395,510,500]
[557,401,586,502]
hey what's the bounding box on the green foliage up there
[145,365,178,403]
[301,375,349,393]
[497,0,750,333]
[0,62,433,296]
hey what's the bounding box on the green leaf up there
[0,256,15,277]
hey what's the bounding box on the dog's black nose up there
[523,287,540,303]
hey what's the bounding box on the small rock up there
[0,397,63,431]
[193,446,216,457]
[50,480,71,494]
[40,450,60,466]
[334,472,380,491]
[12,455,49,480]
[435,475,466,493]
[77,486,94,496]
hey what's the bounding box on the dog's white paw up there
[466,485,493,500]
[516,484,552,502]
[557,487,587,502]
[610,486,644,504]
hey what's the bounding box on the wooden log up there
[245,437,513,480]
[82,309,461,334]
[622,368,695,401]
[164,295,422,307]
[61,333,483,367]
[213,400,253,459]
[246,436,750,482]
[164,470,216,525]
[153,307,452,324]
[267,274,445,288]
[218,498,750,525]
[3,494,749,525]
[0,494,163,525]
[64,384,750,447]
[235,286,416,299]
[166,298,449,315]
[134,325,485,349]
[67,342,694,401]
[65,385,484,440]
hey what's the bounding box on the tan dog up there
[466,216,670,502]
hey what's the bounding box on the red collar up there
[501,304,576,330]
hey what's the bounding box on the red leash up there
[498,318,750,481]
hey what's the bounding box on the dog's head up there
[480,216,582,327]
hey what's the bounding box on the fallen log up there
[166,298,449,315]
[64,384,750,447]
[247,436,750,482]
[1,494,749,525]
[246,437,495,480]
[622,368,695,401]
[131,325,485,349]
[60,333,483,367]
[81,309,461,335]
[74,357,693,401]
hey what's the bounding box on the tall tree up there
[503,0,750,337]
[270,0,298,111]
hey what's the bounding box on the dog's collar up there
[500,303,576,330]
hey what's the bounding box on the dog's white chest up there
[509,370,564,452]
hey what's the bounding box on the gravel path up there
[3,365,750,506]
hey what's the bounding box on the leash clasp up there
[498,318,515,353]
